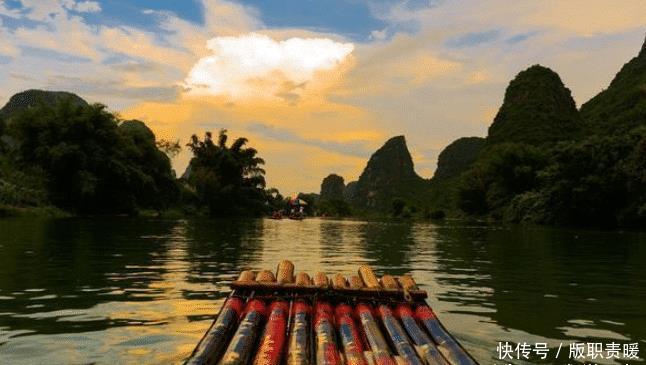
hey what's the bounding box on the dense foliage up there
[320,174,345,201]
[5,101,178,213]
[580,41,646,134]
[349,135,430,211]
[318,174,352,216]
[0,89,88,119]
[0,90,288,217]
[433,136,485,180]
[450,40,646,228]
[457,143,546,217]
[184,130,267,216]
[507,129,646,227]
[487,65,584,145]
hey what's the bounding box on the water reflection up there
[429,224,646,363]
[358,221,417,274]
[0,218,644,364]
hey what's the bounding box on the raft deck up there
[186,261,479,365]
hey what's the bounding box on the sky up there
[0,0,644,195]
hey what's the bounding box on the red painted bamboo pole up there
[376,305,424,365]
[219,299,266,365]
[355,304,396,365]
[253,301,289,365]
[314,302,342,365]
[335,304,368,365]
[286,301,311,365]
[415,306,477,365]
[186,297,244,365]
[395,305,449,365]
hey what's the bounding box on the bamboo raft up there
[185,261,479,365]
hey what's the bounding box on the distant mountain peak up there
[433,136,485,180]
[320,173,345,201]
[361,135,417,181]
[347,135,427,209]
[0,89,88,119]
[487,64,583,145]
[580,35,646,133]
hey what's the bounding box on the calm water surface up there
[0,217,644,364]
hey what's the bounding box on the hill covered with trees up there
[315,36,646,228]
[446,36,646,227]
[0,90,279,217]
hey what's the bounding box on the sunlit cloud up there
[184,33,354,102]
[1,0,644,194]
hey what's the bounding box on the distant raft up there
[185,261,479,365]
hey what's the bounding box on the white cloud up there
[184,32,354,100]
[19,0,66,21]
[370,29,387,41]
[59,0,101,13]
[69,1,101,13]
[0,1,22,18]
[201,0,260,35]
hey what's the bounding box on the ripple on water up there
[0,217,644,365]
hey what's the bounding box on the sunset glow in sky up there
[1,0,645,194]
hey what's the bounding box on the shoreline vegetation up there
[1,37,645,228]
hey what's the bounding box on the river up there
[0,217,644,364]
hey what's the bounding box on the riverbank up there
[0,204,69,218]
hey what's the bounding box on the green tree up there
[537,129,646,227]
[8,101,177,213]
[458,143,546,217]
[185,130,266,216]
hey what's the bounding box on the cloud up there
[0,2,22,18]
[3,0,645,195]
[247,122,373,157]
[184,33,354,101]
[0,23,18,57]
[378,0,646,37]
[201,0,261,35]
[66,1,101,13]
[446,30,500,48]
[370,28,387,41]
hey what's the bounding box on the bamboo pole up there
[256,270,276,283]
[253,301,289,365]
[397,276,418,291]
[237,270,256,282]
[376,305,424,365]
[349,276,365,289]
[295,272,311,286]
[395,305,449,365]
[335,304,368,365]
[415,306,477,365]
[313,272,329,288]
[286,301,311,365]
[276,260,295,284]
[355,304,395,365]
[333,273,348,289]
[314,302,342,365]
[380,275,399,290]
[358,266,380,289]
[186,297,244,365]
[219,300,266,365]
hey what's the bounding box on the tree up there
[156,139,182,159]
[457,143,546,216]
[185,129,266,216]
[7,101,178,213]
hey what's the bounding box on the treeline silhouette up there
[0,96,281,216]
